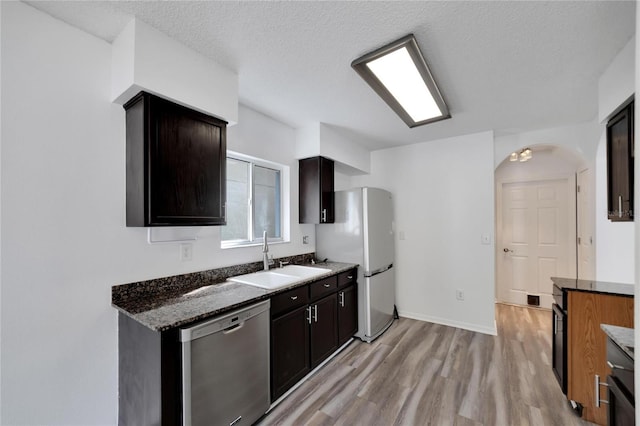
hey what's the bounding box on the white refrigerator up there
[316,187,395,342]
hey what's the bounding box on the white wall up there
[351,131,496,335]
[111,18,239,124]
[494,121,600,168]
[1,3,312,424]
[495,147,584,182]
[595,136,635,283]
[595,33,636,284]
[599,36,635,123]
[295,123,371,174]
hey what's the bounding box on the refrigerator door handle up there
[364,263,393,278]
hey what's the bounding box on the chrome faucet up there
[262,230,274,270]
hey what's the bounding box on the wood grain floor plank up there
[261,303,596,426]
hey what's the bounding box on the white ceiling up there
[26,1,636,151]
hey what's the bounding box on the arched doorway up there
[494,144,590,309]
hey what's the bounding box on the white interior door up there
[577,168,595,280]
[497,177,576,309]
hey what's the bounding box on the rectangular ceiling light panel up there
[352,34,450,128]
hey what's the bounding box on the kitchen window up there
[221,152,285,247]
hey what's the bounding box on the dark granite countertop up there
[112,260,357,331]
[601,324,634,360]
[551,276,634,297]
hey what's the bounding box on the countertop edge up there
[551,276,634,298]
[601,324,635,360]
[114,262,358,332]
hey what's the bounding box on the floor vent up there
[527,295,540,306]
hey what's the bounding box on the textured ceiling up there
[26,1,636,150]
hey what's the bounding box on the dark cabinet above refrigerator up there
[299,156,334,224]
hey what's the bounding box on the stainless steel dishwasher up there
[180,299,270,426]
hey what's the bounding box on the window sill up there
[221,239,288,250]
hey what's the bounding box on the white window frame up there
[221,151,289,249]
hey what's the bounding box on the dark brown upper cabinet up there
[606,100,634,222]
[124,92,227,227]
[299,156,334,224]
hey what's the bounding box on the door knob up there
[503,248,513,253]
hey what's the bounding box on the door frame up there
[576,167,596,280]
[495,173,577,307]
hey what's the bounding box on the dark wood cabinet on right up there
[270,268,357,401]
[606,100,634,221]
[299,156,334,224]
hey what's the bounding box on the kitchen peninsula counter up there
[551,276,634,425]
[601,324,634,360]
[551,276,634,297]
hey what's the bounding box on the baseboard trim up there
[397,310,498,336]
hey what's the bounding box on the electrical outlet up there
[303,235,309,244]
[180,243,193,261]
[456,289,464,301]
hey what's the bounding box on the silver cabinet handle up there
[323,283,331,288]
[619,195,622,218]
[290,296,298,301]
[594,374,609,407]
[607,360,631,371]
[306,306,312,324]
[313,305,318,322]
[321,208,327,222]
[347,275,353,280]
[554,315,558,335]
[339,292,345,307]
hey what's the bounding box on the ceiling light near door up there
[352,34,450,128]
[509,148,533,162]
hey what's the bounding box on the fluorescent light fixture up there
[352,34,450,128]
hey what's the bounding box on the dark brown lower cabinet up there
[338,284,358,346]
[607,375,635,426]
[310,293,338,367]
[270,271,358,401]
[118,314,181,426]
[271,305,311,400]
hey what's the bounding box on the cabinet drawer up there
[271,286,309,317]
[310,276,338,301]
[607,339,634,398]
[337,269,357,288]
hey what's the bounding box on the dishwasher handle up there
[222,322,245,334]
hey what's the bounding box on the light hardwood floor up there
[260,303,595,426]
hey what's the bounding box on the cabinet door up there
[551,304,566,394]
[319,157,335,223]
[271,305,310,400]
[567,291,634,424]
[338,284,358,345]
[150,96,226,225]
[124,92,227,227]
[310,293,338,368]
[299,156,334,224]
[607,102,634,222]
